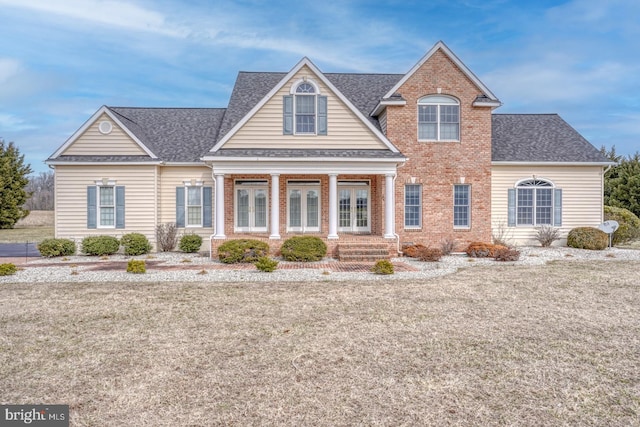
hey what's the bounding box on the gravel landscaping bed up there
[2,246,639,283]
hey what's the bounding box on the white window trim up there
[97,185,116,229]
[515,178,555,226]
[291,79,320,136]
[453,184,471,229]
[404,184,422,229]
[286,181,321,233]
[417,95,460,142]
[184,182,204,228]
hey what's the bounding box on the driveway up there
[0,243,41,258]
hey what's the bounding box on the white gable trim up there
[383,40,499,102]
[49,106,158,159]
[211,57,400,153]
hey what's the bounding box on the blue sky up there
[1,0,639,174]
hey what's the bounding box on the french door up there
[235,186,268,232]
[288,184,320,232]
[338,184,370,233]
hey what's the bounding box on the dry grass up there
[15,210,54,227]
[1,261,639,426]
[0,211,54,243]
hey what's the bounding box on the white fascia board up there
[211,57,400,153]
[49,106,158,159]
[207,160,401,175]
[383,41,499,102]
[370,99,407,116]
[492,161,616,167]
[472,100,502,108]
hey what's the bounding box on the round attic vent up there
[98,121,113,135]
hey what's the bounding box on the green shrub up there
[280,236,327,262]
[372,259,394,275]
[179,234,203,253]
[218,239,270,264]
[38,238,76,257]
[255,256,278,272]
[82,236,120,256]
[567,227,608,250]
[465,242,508,258]
[126,259,146,274]
[494,248,521,262]
[604,206,640,245]
[120,233,152,256]
[417,247,442,262]
[0,263,17,276]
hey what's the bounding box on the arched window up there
[513,178,557,226]
[283,79,327,136]
[418,95,460,141]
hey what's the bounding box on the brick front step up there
[337,243,391,262]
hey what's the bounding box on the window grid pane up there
[254,191,267,227]
[187,207,201,226]
[100,207,114,226]
[289,190,301,227]
[237,189,249,227]
[517,188,534,225]
[306,190,319,228]
[536,188,553,225]
[99,187,114,206]
[454,185,470,227]
[99,186,114,226]
[405,184,421,227]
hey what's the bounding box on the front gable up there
[50,106,157,159]
[211,59,398,153]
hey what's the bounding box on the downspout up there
[393,161,406,256]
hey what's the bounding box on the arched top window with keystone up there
[418,95,460,141]
[508,178,562,227]
[283,80,327,136]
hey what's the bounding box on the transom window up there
[418,95,460,141]
[516,179,553,226]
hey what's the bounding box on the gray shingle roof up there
[492,114,610,163]
[108,107,226,162]
[207,148,406,159]
[49,155,160,162]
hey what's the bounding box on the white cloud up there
[0,0,189,37]
[0,113,36,131]
[0,58,21,83]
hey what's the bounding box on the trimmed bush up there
[156,222,178,252]
[82,236,120,256]
[534,225,561,247]
[218,239,270,264]
[126,259,146,274]
[255,256,278,272]
[372,259,394,275]
[567,227,608,250]
[179,234,203,253]
[417,247,442,262]
[403,244,427,258]
[494,248,521,262]
[38,238,76,257]
[465,242,508,258]
[604,206,640,245]
[0,263,17,276]
[280,236,327,262]
[120,233,152,256]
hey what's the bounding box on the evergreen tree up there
[0,140,33,228]
[602,145,640,217]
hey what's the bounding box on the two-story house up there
[46,41,611,256]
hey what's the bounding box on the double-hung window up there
[99,186,115,227]
[186,186,203,227]
[509,179,562,226]
[283,80,327,135]
[418,95,460,141]
[453,184,470,228]
[404,184,422,228]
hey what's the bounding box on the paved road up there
[0,243,41,258]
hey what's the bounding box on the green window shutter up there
[507,188,516,227]
[203,186,212,228]
[553,189,562,226]
[115,186,125,229]
[176,187,185,228]
[87,186,97,229]
[317,95,327,135]
[283,95,293,135]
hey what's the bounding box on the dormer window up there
[418,95,460,141]
[283,79,327,136]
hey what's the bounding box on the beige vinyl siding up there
[62,113,149,156]
[54,165,158,245]
[492,165,605,245]
[158,166,214,250]
[225,65,387,150]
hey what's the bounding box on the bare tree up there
[24,170,55,211]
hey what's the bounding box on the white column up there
[384,173,396,238]
[213,173,226,239]
[328,173,338,239]
[270,174,281,239]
